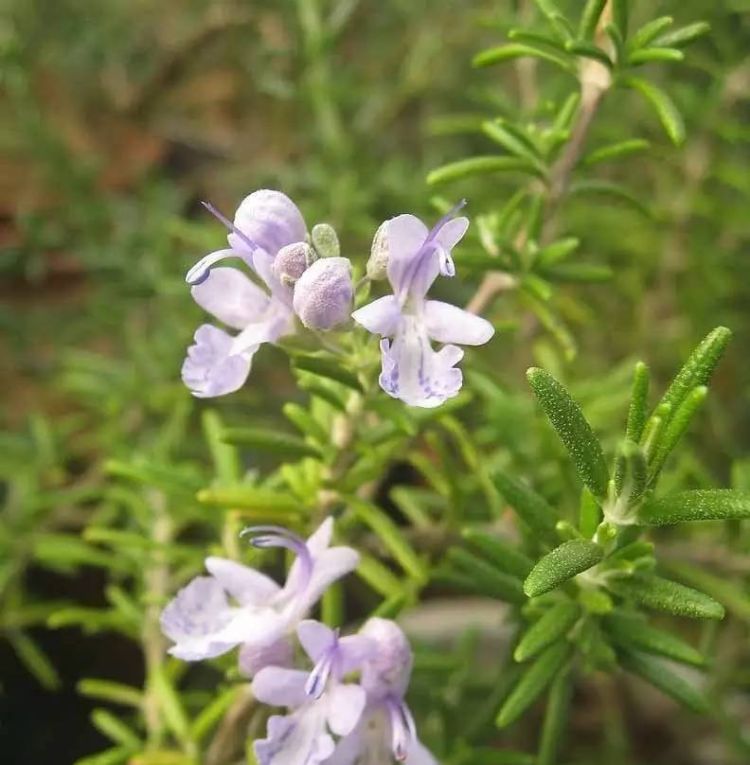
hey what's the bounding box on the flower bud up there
[311,223,340,258]
[292,257,353,330]
[272,241,316,286]
[366,220,390,280]
[359,617,413,698]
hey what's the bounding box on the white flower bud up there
[272,241,317,286]
[292,257,353,330]
[366,220,390,280]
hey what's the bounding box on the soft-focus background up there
[1,1,749,763]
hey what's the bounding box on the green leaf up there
[537,663,573,765]
[350,499,427,583]
[447,549,525,604]
[607,573,725,620]
[648,386,707,477]
[662,562,750,623]
[427,156,539,185]
[619,650,708,713]
[628,47,684,65]
[292,354,363,391]
[461,528,534,578]
[655,327,731,427]
[524,540,604,597]
[604,613,705,666]
[73,747,132,765]
[515,601,580,661]
[629,16,673,49]
[583,139,650,166]
[355,553,403,598]
[538,263,613,283]
[473,44,573,72]
[569,179,651,216]
[653,22,711,48]
[150,666,192,743]
[578,0,608,39]
[190,686,244,742]
[482,120,543,165]
[623,76,685,145]
[91,709,142,749]
[9,631,61,689]
[614,440,647,501]
[222,427,322,459]
[625,361,650,442]
[196,486,304,517]
[578,487,601,538]
[283,403,329,445]
[527,368,610,499]
[371,592,409,619]
[639,489,750,526]
[565,41,612,67]
[493,471,558,542]
[611,0,629,37]
[202,410,240,483]
[78,679,143,708]
[497,641,570,727]
[536,237,580,265]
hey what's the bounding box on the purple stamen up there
[386,697,416,762]
[240,525,314,593]
[201,201,260,255]
[304,630,340,699]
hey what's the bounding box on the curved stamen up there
[201,201,260,255]
[185,249,239,286]
[386,696,416,762]
[304,629,340,699]
[240,525,314,593]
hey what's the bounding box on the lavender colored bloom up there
[352,203,494,408]
[181,190,308,397]
[273,242,317,286]
[160,519,358,671]
[324,618,437,765]
[252,620,374,765]
[293,257,354,331]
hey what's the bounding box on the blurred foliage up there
[1,1,749,764]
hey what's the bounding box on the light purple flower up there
[181,190,307,398]
[252,620,375,765]
[324,618,437,764]
[293,257,354,331]
[352,203,494,408]
[159,519,358,672]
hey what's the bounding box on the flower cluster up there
[182,189,493,407]
[160,519,435,764]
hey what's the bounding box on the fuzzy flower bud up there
[366,220,389,280]
[311,223,340,259]
[272,241,317,286]
[293,257,353,330]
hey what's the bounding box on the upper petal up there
[405,739,439,765]
[304,547,360,608]
[252,667,309,708]
[326,684,366,737]
[351,295,401,337]
[423,301,495,346]
[306,517,334,556]
[205,557,280,606]
[233,190,307,259]
[434,216,469,252]
[297,619,336,663]
[385,215,429,296]
[191,267,270,330]
[338,635,377,675]
[181,324,254,398]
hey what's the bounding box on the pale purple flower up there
[324,618,437,765]
[181,190,307,398]
[252,620,374,765]
[352,203,494,408]
[159,519,358,672]
[293,257,354,331]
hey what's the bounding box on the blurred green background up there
[1,1,749,763]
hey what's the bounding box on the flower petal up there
[205,557,281,606]
[379,317,464,408]
[252,667,309,708]
[239,637,294,677]
[423,301,495,346]
[229,301,295,356]
[306,517,334,556]
[160,577,239,660]
[305,547,360,607]
[405,739,439,765]
[326,684,366,737]
[338,635,377,675]
[233,190,307,260]
[385,214,429,296]
[297,620,336,663]
[434,216,469,252]
[181,324,254,398]
[191,268,270,330]
[351,295,401,337]
[254,708,334,765]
